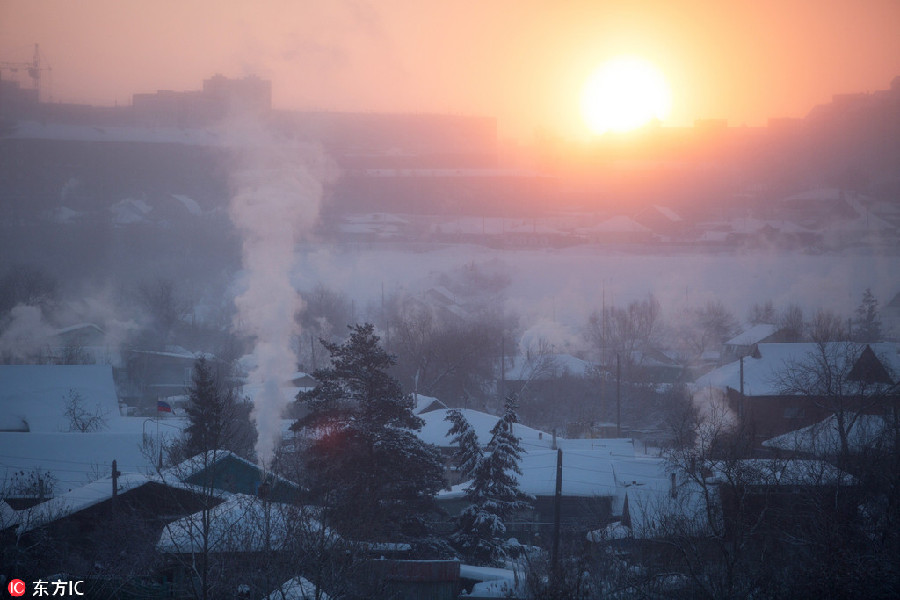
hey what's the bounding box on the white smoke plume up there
[0,304,56,361]
[224,116,333,466]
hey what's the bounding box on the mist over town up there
[2,2,900,598]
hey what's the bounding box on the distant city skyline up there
[2,1,900,140]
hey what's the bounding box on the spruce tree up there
[449,396,530,565]
[446,408,483,480]
[293,323,445,543]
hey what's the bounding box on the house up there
[626,348,684,384]
[714,459,855,538]
[721,323,784,362]
[121,346,213,411]
[882,291,900,340]
[761,413,889,458]
[161,450,301,503]
[694,342,900,443]
[437,447,697,544]
[427,412,686,544]
[265,576,331,600]
[633,204,688,239]
[47,323,119,364]
[0,364,123,433]
[575,215,656,245]
[413,393,447,415]
[418,407,556,487]
[156,493,300,555]
[7,472,217,588]
[0,364,182,505]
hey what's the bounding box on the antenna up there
[1,43,51,101]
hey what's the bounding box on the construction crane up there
[0,43,51,101]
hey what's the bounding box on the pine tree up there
[183,356,256,459]
[293,323,445,543]
[449,395,530,565]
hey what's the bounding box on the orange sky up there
[2,0,899,141]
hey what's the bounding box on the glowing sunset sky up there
[2,0,899,140]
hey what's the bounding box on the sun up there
[581,56,672,135]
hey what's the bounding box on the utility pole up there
[111,459,121,511]
[616,353,621,438]
[551,448,562,577]
[739,355,745,420]
[500,335,506,404]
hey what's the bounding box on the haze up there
[3,0,900,140]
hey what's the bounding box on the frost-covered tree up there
[293,323,445,543]
[445,408,483,480]
[450,395,530,565]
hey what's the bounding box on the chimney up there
[258,480,271,501]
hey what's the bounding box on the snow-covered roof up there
[128,347,208,361]
[0,431,164,496]
[265,576,329,600]
[8,120,224,146]
[781,188,845,203]
[720,459,854,486]
[440,448,709,541]
[109,197,153,225]
[0,501,19,530]
[651,205,683,222]
[725,324,778,347]
[438,450,660,500]
[171,194,202,216]
[503,353,591,381]
[459,565,523,598]
[157,494,316,553]
[693,342,900,397]
[417,408,553,449]
[0,365,123,433]
[578,215,652,234]
[17,472,150,534]
[160,449,300,490]
[51,323,105,338]
[762,414,888,456]
[413,394,447,415]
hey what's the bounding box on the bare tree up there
[777,303,805,342]
[296,283,354,372]
[747,300,776,326]
[135,277,191,347]
[63,388,108,432]
[774,340,889,463]
[586,293,662,368]
[853,287,882,342]
[673,300,738,362]
[807,308,847,344]
[385,292,517,405]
